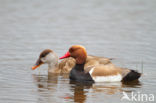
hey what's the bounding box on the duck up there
[59,45,141,83]
[31,49,112,74]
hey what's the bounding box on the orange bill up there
[31,58,43,70]
[31,64,42,70]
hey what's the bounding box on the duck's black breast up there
[69,63,94,83]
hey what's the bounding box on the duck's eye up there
[41,54,46,57]
[40,52,49,58]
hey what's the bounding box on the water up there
[0,0,156,103]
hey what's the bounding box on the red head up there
[59,45,87,64]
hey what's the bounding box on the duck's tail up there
[122,70,141,82]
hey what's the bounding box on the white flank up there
[89,67,95,75]
[92,74,122,82]
[89,67,122,82]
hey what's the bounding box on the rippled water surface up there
[0,0,156,103]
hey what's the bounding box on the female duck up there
[60,45,141,82]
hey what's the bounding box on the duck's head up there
[32,49,58,70]
[60,45,87,64]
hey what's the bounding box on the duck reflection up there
[32,74,142,103]
[32,73,69,92]
[92,80,142,95]
[32,73,59,88]
[32,73,70,103]
[69,81,93,103]
[67,80,141,103]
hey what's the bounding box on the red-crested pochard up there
[31,49,112,74]
[59,45,141,83]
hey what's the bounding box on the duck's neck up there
[74,63,85,72]
[48,62,58,73]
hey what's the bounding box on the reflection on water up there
[69,81,92,103]
[32,74,142,103]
